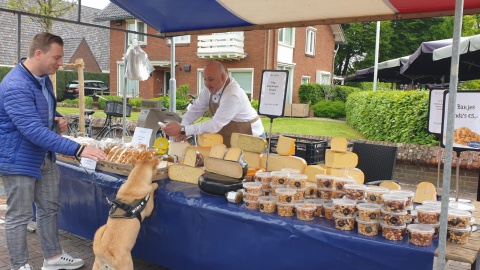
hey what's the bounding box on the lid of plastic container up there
[355,216,379,224]
[288,173,308,180]
[255,171,271,177]
[275,187,296,194]
[365,186,389,193]
[332,198,357,206]
[454,202,475,212]
[470,217,476,225]
[317,187,334,191]
[304,198,324,205]
[305,182,317,187]
[336,177,355,183]
[295,203,316,210]
[357,202,382,211]
[243,182,262,189]
[333,212,356,219]
[258,196,277,202]
[271,170,290,177]
[407,223,435,234]
[447,225,472,232]
[382,193,408,201]
[380,207,407,215]
[413,219,439,227]
[344,184,366,190]
[416,205,441,213]
[271,184,286,188]
[276,201,296,206]
[379,221,406,229]
[315,174,339,180]
[281,168,300,174]
[389,190,415,197]
[323,202,334,209]
[447,209,472,217]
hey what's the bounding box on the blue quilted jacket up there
[0,61,80,179]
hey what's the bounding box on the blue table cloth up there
[57,161,437,270]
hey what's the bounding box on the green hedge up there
[299,83,362,104]
[345,90,438,145]
[312,100,346,119]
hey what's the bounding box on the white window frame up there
[301,76,310,84]
[126,20,147,45]
[117,61,139,98]
[197,68,254,97]
[319,71,331,85]
[278,28,295,47]
[277,64,295,104]
[228,68,254,98]
[167,35,191,44]
[306,27,316,56]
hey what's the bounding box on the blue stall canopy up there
[109,0,480,37]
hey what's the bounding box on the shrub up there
[59,96,94,109]
[128,97,142,108]
[312,100,346,119]
[298,83,322,105]
[251,99,259,111]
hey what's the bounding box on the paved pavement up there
[0,182,475,270]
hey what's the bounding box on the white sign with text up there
[131,127,153,146]
[258,70,288,118]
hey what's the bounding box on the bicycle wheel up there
[66,121,79,137]
[101,125,131,139]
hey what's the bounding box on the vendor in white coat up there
[163,61,264,147]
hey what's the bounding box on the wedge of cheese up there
[315,163,346,177]
[204,157,248,179]
[344,167,364,184]
[168,142,190,160]
[379,181,401,191]
[413,182,436,203]
[224,147,243,161]
[324,150,358,168]
[183,149,204,167]
[330,137,348,153]
[168,164,205,184]
[186,146,211,160]
[260,154,307,173]
[209,144,227,159]
[304,165,327,183]
[276,135,296,156]
[243,151,262,170]
[198,133,223,148]
[230,133,267,153]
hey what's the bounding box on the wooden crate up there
[291,103,310,117]
[283,103,292,117]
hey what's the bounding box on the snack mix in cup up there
[315,174,336,189]
[277,202,295,217]
[258,196,277,213]
[447,209,472,229]
[276,187,296,204]
[262,189,272,196]
[389,190,415,208]
[357,203,382,221]
[323,202,335,220]
[333,213,356,231]
[382,193,408,213]
[270,184,285,196]
[254,171,272,183]
[243,192,260,201]
[356,217,380,236]
[335,177,355,192]
[295,203,316,221]
[380,207,408,226]
[243,199,259,210]
[304,199,323,217]
[331,190,346,199]
[344,184,366,200]
[380,221,406,241]
[243,182,262,195]
[332,198,357,217]
[294,188,306,201]
[365,186,389,204]
[407,224,435,246]
[447,226,471,244]
[318,188,333,201]
[271,171,290,186]
[304,182,318,199]
[416,205,441,224]
[281,168,300,174]
[288,173,308,189]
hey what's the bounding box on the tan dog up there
[92,156,160,270]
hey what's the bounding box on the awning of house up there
[110,0,480,37]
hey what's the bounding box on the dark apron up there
[209,78,259,147]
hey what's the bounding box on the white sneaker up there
[41,250,84,270]
[12,264,33,270]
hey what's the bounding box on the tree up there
[7,0,76,32]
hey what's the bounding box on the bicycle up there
[66,96,132,140]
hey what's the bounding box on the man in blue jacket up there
[0,32,107,270]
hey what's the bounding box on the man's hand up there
[162,122,182,137]
[55,117,68,132]
[81,146,107,161]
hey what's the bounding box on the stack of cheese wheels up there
[261,135,307,173]
[230,132,267,180]
[168,148,205,184]
[185,133,224,161]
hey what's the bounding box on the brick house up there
[96,3,345,103]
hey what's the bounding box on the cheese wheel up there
[230,133,267,153]
[413,182,436,203]
[210,144,227,159]
[224,147,243,161]
[330,137,348,153]
[344,167,364,184]
[168,164,205,184]
[186,146,211,160]
[324,150,358,168]
[304,165,327,183]
[204,157,248,179]
[379,181,401,191]
[243,151,262,170]
[313,163,346,177]
[276,135,296,156]
[198,133,223,147]
[198,172,244,196]
[260,154,307,173]
[184,149,204,167]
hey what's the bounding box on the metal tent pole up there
[123,32,128,137]
[373,21,380,91]
[169,38,176,113]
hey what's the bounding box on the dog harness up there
[108,194,150,222]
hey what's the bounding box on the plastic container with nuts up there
[295,203,317,221]
[288,173,308,189]
[281,168,300,174]
[380,221,406,241]
[332,198,357,217]
[344,184,366,201]
[331,189,346,199]
[416,205,441,224]
[380,207,408,226]
[334,177,355,192]
[304,199,324,217]
[276,187,296,204]
[243,199,259,209]
[243,182,262,195]
[258,196,277,213]
[270,184,285,196]
[257,181,271,190]
[333,212,356,231]
[277,202,295,217]
[294,188,306,201]
[318,188,333,201]
[243,192,260,201]
[365,186,389,204]
[389,190,415,208]
[261,189,272,196]
[407,224,435,246]
[304,182,318,199]
[323,202,335,220]
[357,203,382,221]
[270,171,290,186]
[254,171,272,183]
[382,193,408,213]
[447,226,471,244]
[315,174,336,189]
[356,217,380,236]
[447,209,472,229]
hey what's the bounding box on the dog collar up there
[108,194,151,222]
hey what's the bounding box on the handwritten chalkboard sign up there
[428,89,446,135]
[258,70,288,118]
[441,90,480,151]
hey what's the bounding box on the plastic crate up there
[268,136,327,165]
[104,101,132,117]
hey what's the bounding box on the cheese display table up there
[57,161,437,270]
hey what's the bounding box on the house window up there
[278,28,295,47]
[306,27,316,56]
[319,71,331,85]
[229,69,254,98]
[117,62,139,98]
[127,20,147,45]
[168,35,191,44]
[301,76,310,84]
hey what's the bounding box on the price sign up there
[428,89,446,135]
[258,70,288,118]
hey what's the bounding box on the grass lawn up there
[58,107,365,140]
